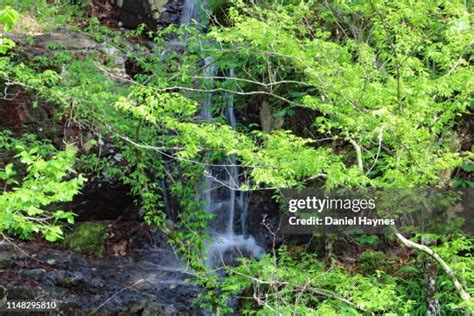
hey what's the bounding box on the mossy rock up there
[66,222,107,254]
[358,250,390,275]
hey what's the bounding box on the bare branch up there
[394,230,471,302]
[191,75,313,88]
[349,139,364,172]
[92,278,145,315]
[366,126,385,175]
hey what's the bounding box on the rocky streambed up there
[0,221,201,315]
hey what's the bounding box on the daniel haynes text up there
[288,216,396,227]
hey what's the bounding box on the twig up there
[0,233,41,263]
[366,126,385,175]
[91,278,145,314]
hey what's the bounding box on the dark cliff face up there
[0,89,67,148]
[111,0,185,29]
[247,190,283,249]
[0,90,35,135]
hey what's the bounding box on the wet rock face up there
[247,191,283,249]
[112,0,185,29]
[0,224,202,315]
[214,246,256,267]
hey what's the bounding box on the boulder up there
[5,31,102,56]
[0,245,27,269]
[65,222,108,254]
[112,0,185,29]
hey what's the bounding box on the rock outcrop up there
[112,0,185,29]
[0,223,201,315]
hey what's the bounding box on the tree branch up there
[394,229,471,302]
[349,139,364,172]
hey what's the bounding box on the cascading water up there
[225,68,249,237]
[178,0,263,267]
[201,56,215,217]
[201,66,263,267]
[180,0,198,25]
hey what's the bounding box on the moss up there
[66,222,107,254]
[150,0,168,12]
[358,250,390,275]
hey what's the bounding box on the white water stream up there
[178,0,263,267]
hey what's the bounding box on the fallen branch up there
[92,278,145,315]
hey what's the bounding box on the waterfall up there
[180,0,199,25]
[178,0,263,267]
[202,67,263,267]
[225,69,238,235]
[201,57,215,121]
[201,56,215,217]
[225,68,248,237]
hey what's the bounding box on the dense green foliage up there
[0,0,472,314]
[0,6,18,52]
[0,132,83,241]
